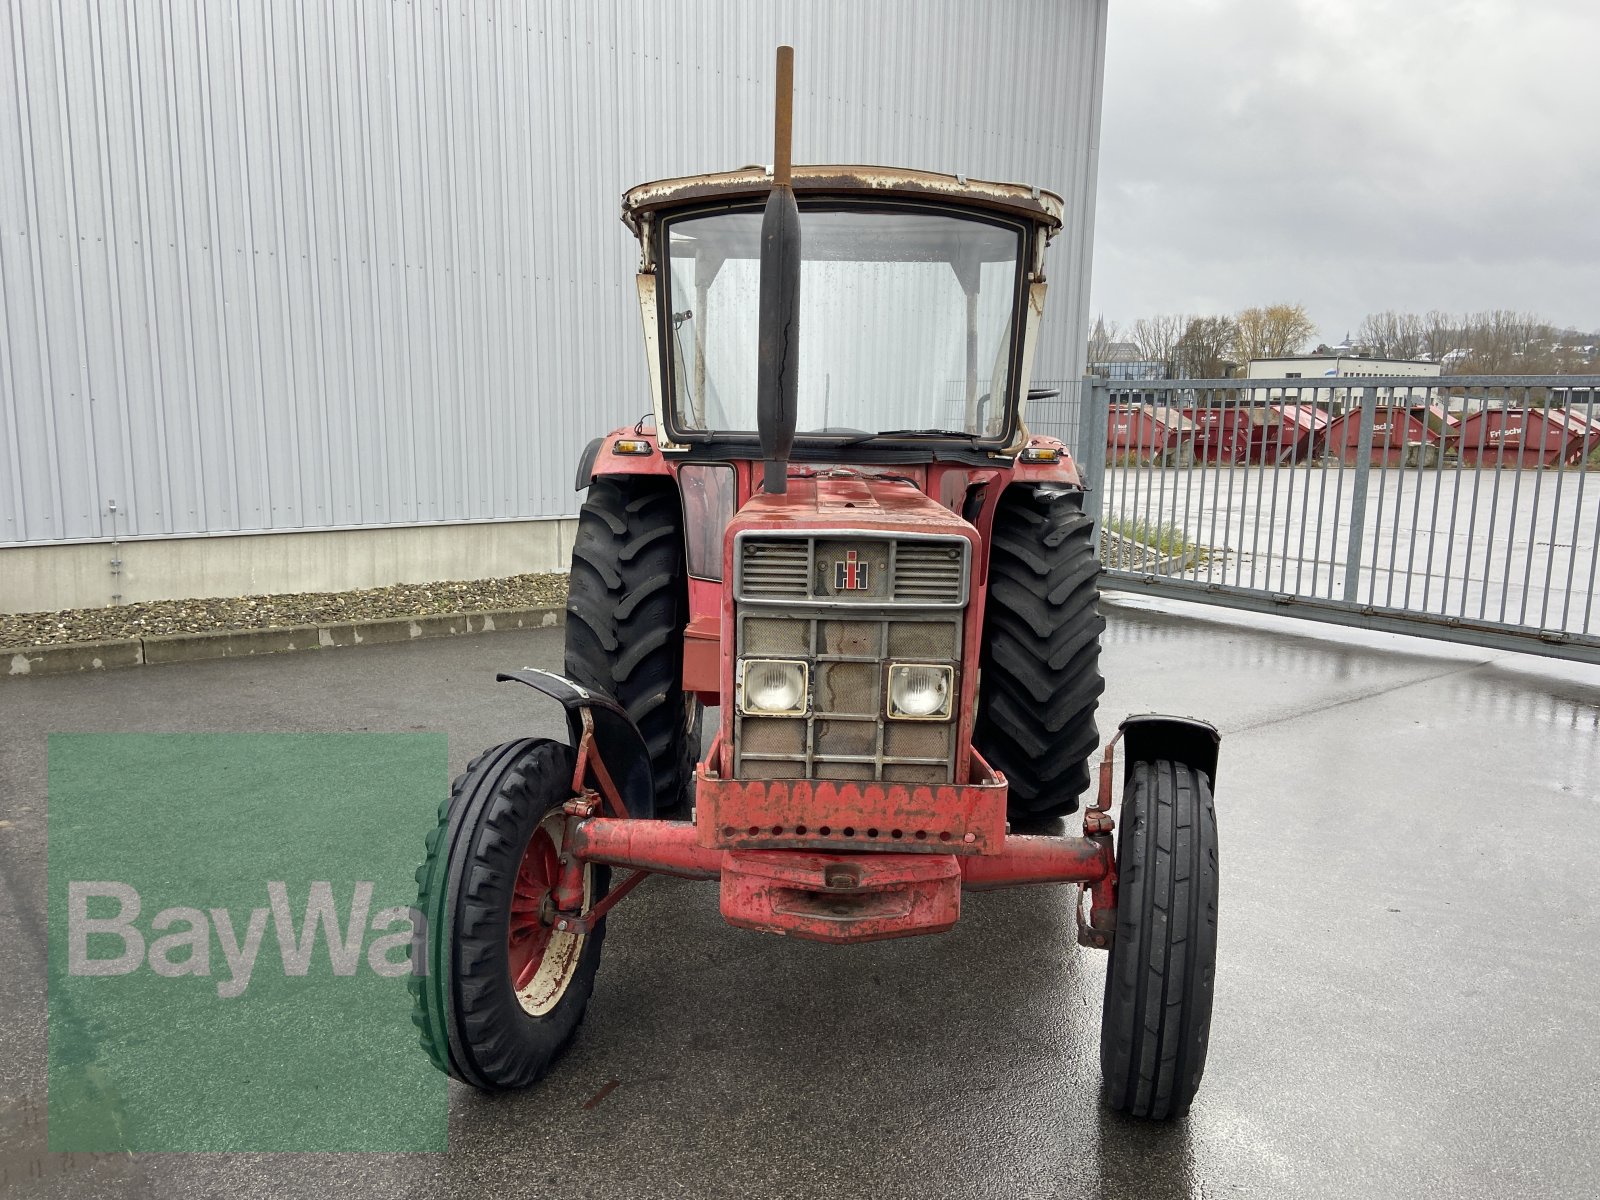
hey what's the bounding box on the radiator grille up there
[734,532,967,782]
[887,621,958,660]
[822,621,878,657]
[744,617,811,656]
[735,609,962,782]
[739,539,810,600]
[738,534,968,606]
[892,542,965,604]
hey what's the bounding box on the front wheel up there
[410,738,609,1089]
[1099,759,1219,1120]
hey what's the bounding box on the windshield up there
[662,206,1024,441]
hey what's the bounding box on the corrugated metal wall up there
[0,0,1106,547]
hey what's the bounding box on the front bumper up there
[693,740,1009,855]
[559,736,1113,944]
[568,816,1113,945]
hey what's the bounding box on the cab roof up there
[621,164,1064,233]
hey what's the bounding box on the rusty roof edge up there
[621,164,1065,228]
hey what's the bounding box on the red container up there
[1180,406,1250,463]
[1252,403,1330,464]
[1457,408,1600,467]
[1325,404,1458,466]
[1107,403,1193,462]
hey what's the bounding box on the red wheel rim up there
[506,813,589,1016]
[508,826,560,993]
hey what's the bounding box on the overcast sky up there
[1089,0,1600,344]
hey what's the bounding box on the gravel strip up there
[1099,530,1219,574]
[0,573,569,649]
[1100,529,1182,572]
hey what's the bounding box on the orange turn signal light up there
[1019,446,1060,463]
[613,439,653,456]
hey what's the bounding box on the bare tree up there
[1454,310,1557,373]
[1421,310,1458,363]
[1232,303,1317,362]
[1129,313,1191,377]
[1355,310,1425,359]
[1175,316,1239,379]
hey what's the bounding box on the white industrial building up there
[1246,355,1442,405]
[0,0,1109,613]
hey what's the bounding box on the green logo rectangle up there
[47,734,447,1152]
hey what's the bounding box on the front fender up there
[1118,714,1220,790]
[497,668,657,818]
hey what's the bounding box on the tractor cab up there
[622,165,1062,458]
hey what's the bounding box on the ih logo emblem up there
[835,550,870,591]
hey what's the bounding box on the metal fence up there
[1047,375,1600,663]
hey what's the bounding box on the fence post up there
[1078,375,1108,535]
[1342,385,1378,603]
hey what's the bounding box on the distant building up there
[1089,339,1166,403]
[1089,340,1161,375]
[1552,385,1598,423]
[1246,355,1442,408]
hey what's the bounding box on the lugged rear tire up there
[565,476,700,817]
[410,738,609,1089]
[1100,759,1220,1120]
[973,486,1106,821]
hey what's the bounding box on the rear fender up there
[1118,714,1220,790]
[587,430,677,481]
[497,668,657,818]
[573,436,605,490]
[1007,435,1084,488]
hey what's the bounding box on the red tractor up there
[412,50,1220,1120]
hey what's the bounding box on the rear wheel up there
[974,486,1106,821]
[410,738,609,1089]
[565,476,699,817]
[1100,759,1219,1120]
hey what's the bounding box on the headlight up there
[887,663,954,720]
[740,659,809,716]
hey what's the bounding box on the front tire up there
[1099,759,1219,1120]
[410,738,609,1089]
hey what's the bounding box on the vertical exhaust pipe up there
[757,46,801,495]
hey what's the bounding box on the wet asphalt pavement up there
[2,599,1598,1198]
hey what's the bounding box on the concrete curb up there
[7,639,145,676]
[3,605,564,678]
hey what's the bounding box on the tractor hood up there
[718,467,982,793]
[728,472,974,539]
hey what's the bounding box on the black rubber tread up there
[973,486,1106,820]
[1100,759,1219,1120]
[410,738,610,1089]
[565,475,698,816]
